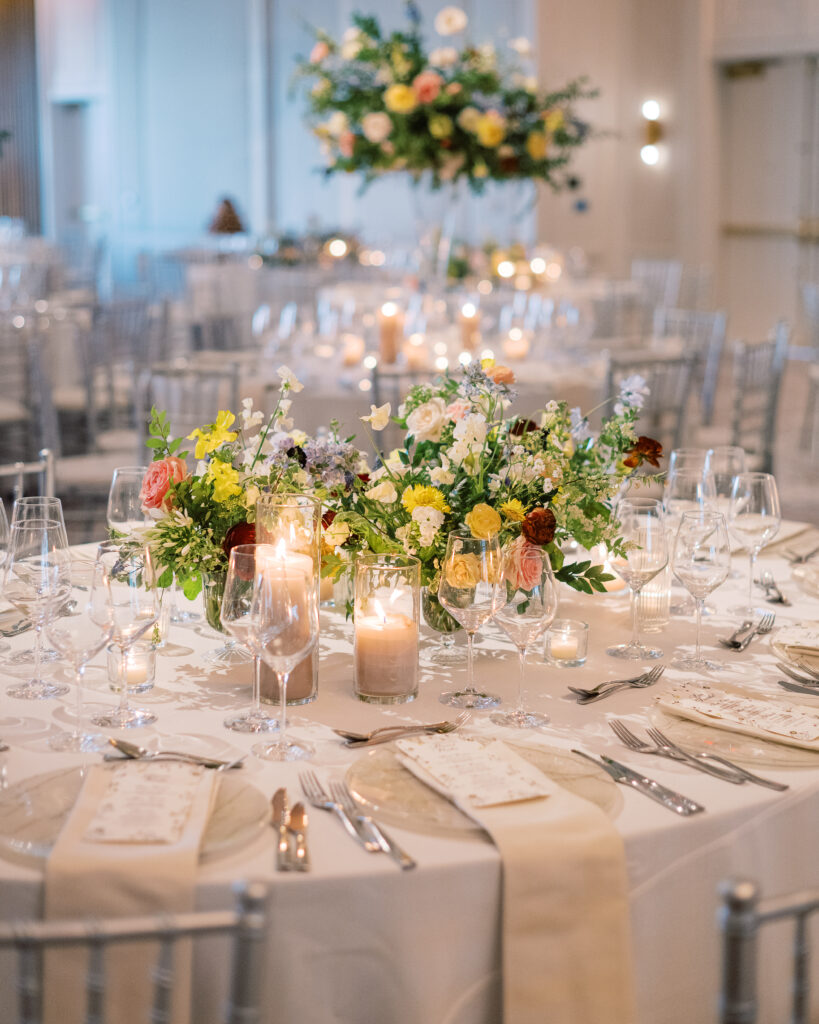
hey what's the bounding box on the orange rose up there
[486,364,515,386]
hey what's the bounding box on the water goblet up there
[91,541,160,729]
[664,464,716,614]
[728,472,781,617]
[671,510,731,671]
[491,544,558,729]
[705,446,747,579]
[437,531,504,709]
[606,499,668,660]
[220,544,279,733]
[106,466,150,536]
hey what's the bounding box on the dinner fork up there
[609,720,743,782]
[299,769,380,852]
[339,711,470,747]
[567,667,658,699]
[329,780,416,871]
[774,659,819,687]
[718,612,775,652]
[572,666,665,704]
[646,726,788,792]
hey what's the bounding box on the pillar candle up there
[458,303,481,351]
[354,605,418,701]
[378,302,403,364]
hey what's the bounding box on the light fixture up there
[640,144,660,166]
[640,99,664,166]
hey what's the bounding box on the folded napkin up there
[658,681,819,751]
[44,761,218,1024]
[396,735,635,1024]
[750,520,814,557]
[771,622,819,672]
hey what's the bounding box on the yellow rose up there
[526,131,548,160]
[465,503,501,539]
[544,108,564,133]
[475,113,505,148]
[446,553,482,589]
[384,84,417,114]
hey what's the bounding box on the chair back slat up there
[18,943,42,1024]
[85,938,105,1024]
[150,936,175,1024]
[605,351,695,454]
[729,321,790,473]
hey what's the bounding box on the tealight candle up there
[458,302,481,351]
[502,327,530,361]
[545,619,589,667]
[404,332,428,369]
[107,641,156,694]
[378,301,404,364]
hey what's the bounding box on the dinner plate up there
[0,766,268,867]
[346,742,622,837]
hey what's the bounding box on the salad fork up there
[337,711,470,747]
[329,780,416,871]
[572,665,665,704]
[299,769,380,852]
[646,726,788,792]
[609,720,743,782]
[718,612,775,652]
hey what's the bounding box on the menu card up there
[83,761,207,844]
[395,734,553,808]
[658,682,819,749]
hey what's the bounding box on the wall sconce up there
[640,99,663,165]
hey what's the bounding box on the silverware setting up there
[645,725,789,791]
[271,788,310,871]
[335,711,470,747]
[289,802,310,872]
[571,748,705,815]
[785,542,819,564]
[754,571,791,605]
[329,780,416,870]
[718,612,776,651]
[777,678,819,697]
[774,658,819,686]
[569,665,665,704]
[105,737,245,770]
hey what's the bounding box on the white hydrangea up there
[412,506,445,548]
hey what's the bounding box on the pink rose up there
[445,399,471,422]
[310,41,329,63]
[504,536,544,592]
[338,130,356,158]
[412,70,443,104]
[140,456,187,511]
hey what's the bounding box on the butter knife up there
[288,802,310,872]
[271,787,293,871]
[571,750,705,815]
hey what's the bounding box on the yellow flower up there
[544,108,564,134]
[465,503,501,539]
[401,485,450,515]
[525,131,548,160]
[206,461,241,502]
[480,356,496,371]
[446,553,482,589]
[384,84,417,114]
[473,161,489,178]
[187,410,238,460]
[500,499,526,522]
[429,114,454,139]
[457,106,481,132]
[475,112,505,148]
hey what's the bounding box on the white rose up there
[453,412,487,445]
[412,506,445,547]
[429,46,458,67]
[434,5,468,36]
[365,480,398,504]
[361,112,392,144]
[360,402,391,431]
[324,519,351,548]
[406,397,448,442]
[340,38,362,60]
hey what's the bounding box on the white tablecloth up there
[1,540,818,1023]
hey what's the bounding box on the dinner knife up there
[288,802,311,872]
[271,787,293,871]
[359,815,416,871]
[571,750,705,816]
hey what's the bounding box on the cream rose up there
[406,397,447,442]
[365,480,398,504]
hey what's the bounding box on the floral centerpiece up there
[323,361,662,627]
[295,2,595,193]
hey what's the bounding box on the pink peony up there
[446,398,471,422]
[338,130,356,158]
[504,536,544,592]
[140,457,187,511]
[310,41,329,63]
[412,70,444,104]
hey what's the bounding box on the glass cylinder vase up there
[354,553,420,704]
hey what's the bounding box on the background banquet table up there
[1,538,818,1024]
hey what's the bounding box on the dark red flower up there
[510,418,538,437]
[222,521,256,556]
[521,507,557,546]
[623,436,663,470]
[322,509,336,529]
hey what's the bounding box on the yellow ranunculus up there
[429,114,454,139]
[544,108,564,134]
[384,84,417,114]
[500,499,526,522]
[465,503,501,539]
[206,460,241,502]
[446,552,482,589]
[401,484,450,515]
[526,131,548,160]
[475,113,505,148]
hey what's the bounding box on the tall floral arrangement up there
[294,2,595,192]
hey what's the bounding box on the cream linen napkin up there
[44,762,218,1024]
[396,736,635,1024]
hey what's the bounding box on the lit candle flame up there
[381,301,398,318]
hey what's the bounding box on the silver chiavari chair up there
[653,307,727,424]
[0,449,55,501]
[631,257,683,310]
[0,881,268,1024]
[605,350,696,454]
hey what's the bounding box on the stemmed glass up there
[90,541,160,729]
[664,464,716,614]
[219,544,279,733]
[728,472,781,617]
[106,466,150,536]
[248,555,318,762]
[606,499,668,660]
[671,510,731,671]
[3,519,71,699]
[0,498,9,654]
[491,544,558,728]
[438,531,504,709]
[705,446,747,579]
[46,563,114,750]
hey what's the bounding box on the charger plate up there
[346,742,621,838]
[0,766,268,867]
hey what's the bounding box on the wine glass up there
[728,472,781,617]
[46,563,114,750]
[671,510,731,671]
[437,531,504,708]
[106,466,150,536]
[663,464,716,614]
[0,498,9,654]
[668,448,708,475]
[606,499,668,660]
[219,544,279,734]
[248,556,318,762]
[705,446,747,579]
[491,544,558,728]
[3,519,71,699]
[91,541,160,729]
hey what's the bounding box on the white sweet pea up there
[277,366,304,392]
[365,480,398,504]
[407,397,448,442]
[412,506,445,548]
[430,457,455,486]
[361,403,391,431]
[434,6,468,35]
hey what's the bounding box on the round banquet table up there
[1,534,819,1024]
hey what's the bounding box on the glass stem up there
[630,587,642,649]
[517,647,527,714]
[694,598,704,661]
[748,551,756,610]
[277,671,290,750]
[33,623,42,683]
[74,665,85,737]
[251,656,261,716]
[465,632,475,694]
[119,647,129,715]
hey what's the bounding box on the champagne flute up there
[219,544,279,733]
[3,519,71,699]
[728,472,781,617]
[671,510,731,671]
[607,499,668,660]
[438,531,504,709]
[91,541,160,729]
[705,446,747,579]
[46,563,114,750]
[491,544,558,728]
[106,466,150,536]
[248,558,318,762]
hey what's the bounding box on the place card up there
[395,734,552,808]
[83,762,207,844]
